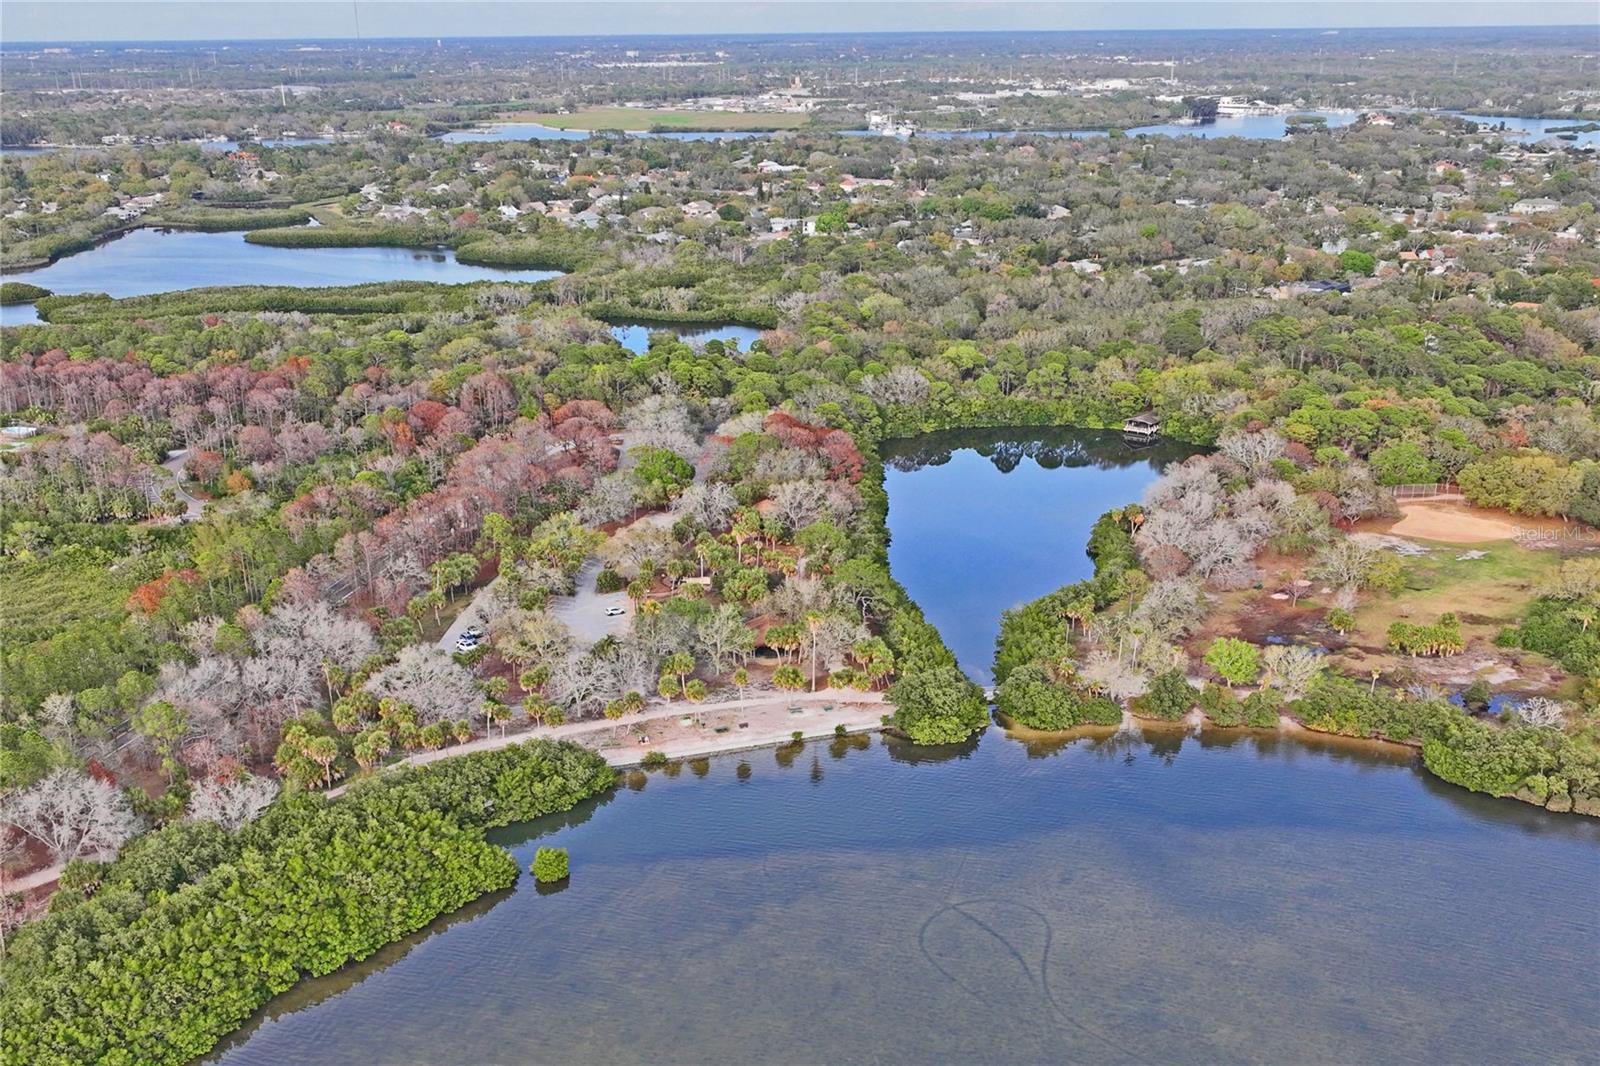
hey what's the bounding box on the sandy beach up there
[582,693,888,766]
[331,688,889,791]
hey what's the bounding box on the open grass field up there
[1348,539,1563,650]
[0,549,135,646]
[502,107,811,131]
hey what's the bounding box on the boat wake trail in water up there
[917,898,1147,1064]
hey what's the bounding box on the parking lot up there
[549,558,632,643]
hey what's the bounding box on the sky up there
[3,1,1596,44]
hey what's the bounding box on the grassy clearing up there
[502,107,810,131]
[0,549,135,645]
[1187,541,1571,691]
[1350,540,1562,648]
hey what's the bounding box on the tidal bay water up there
[208,725,1600,1066]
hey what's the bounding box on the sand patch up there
[1382,500,1528,544]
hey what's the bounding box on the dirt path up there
[1,861,69,895]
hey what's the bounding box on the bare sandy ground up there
[329,689,888,794]
[1377,500,1564,544]
[585,694,886,766]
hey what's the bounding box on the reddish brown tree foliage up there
[186,450,225,485]
[287,413,617,611]
[762,413,863,482]
[128,569,201,615]
[551,399,616,430]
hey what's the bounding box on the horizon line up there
[4,24,1595,47]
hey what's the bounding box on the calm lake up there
[1126,110,1363,139]
[207,724,1600,1066]
[882,427,1199,684]
[610,320,765,354]
[1444,112,1600,148]
[3,228,562,303]
[847,110,1363,141]
[450,111,1364,144]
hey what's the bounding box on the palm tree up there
[1063,594,1095,636]
[850,638,895,689]
[353,727,390,770]
[306,736,339,787]
[804,613,825,691]
[663,652,695,690]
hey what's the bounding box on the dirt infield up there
[1376,500,1567,544]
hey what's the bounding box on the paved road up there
[437,580,501,652]
[160,448,206,521]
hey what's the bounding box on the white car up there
[604,606,627,617]
[454,634,481,653]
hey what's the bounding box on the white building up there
[1510,198,1561,215]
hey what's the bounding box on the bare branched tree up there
[364,646,481,724]
[672,481,738,530]
[3,770,142,865]
[187,775,279,831]
[1261,645,1326,700]
[1511,697,1567,730]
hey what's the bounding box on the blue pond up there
[609,320,765,354]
